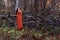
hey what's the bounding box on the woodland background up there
[0,0,60,40]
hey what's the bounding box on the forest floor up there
[0,26,60,40]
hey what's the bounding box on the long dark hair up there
[16,8,18,14]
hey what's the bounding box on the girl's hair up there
[16,8,18,14]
